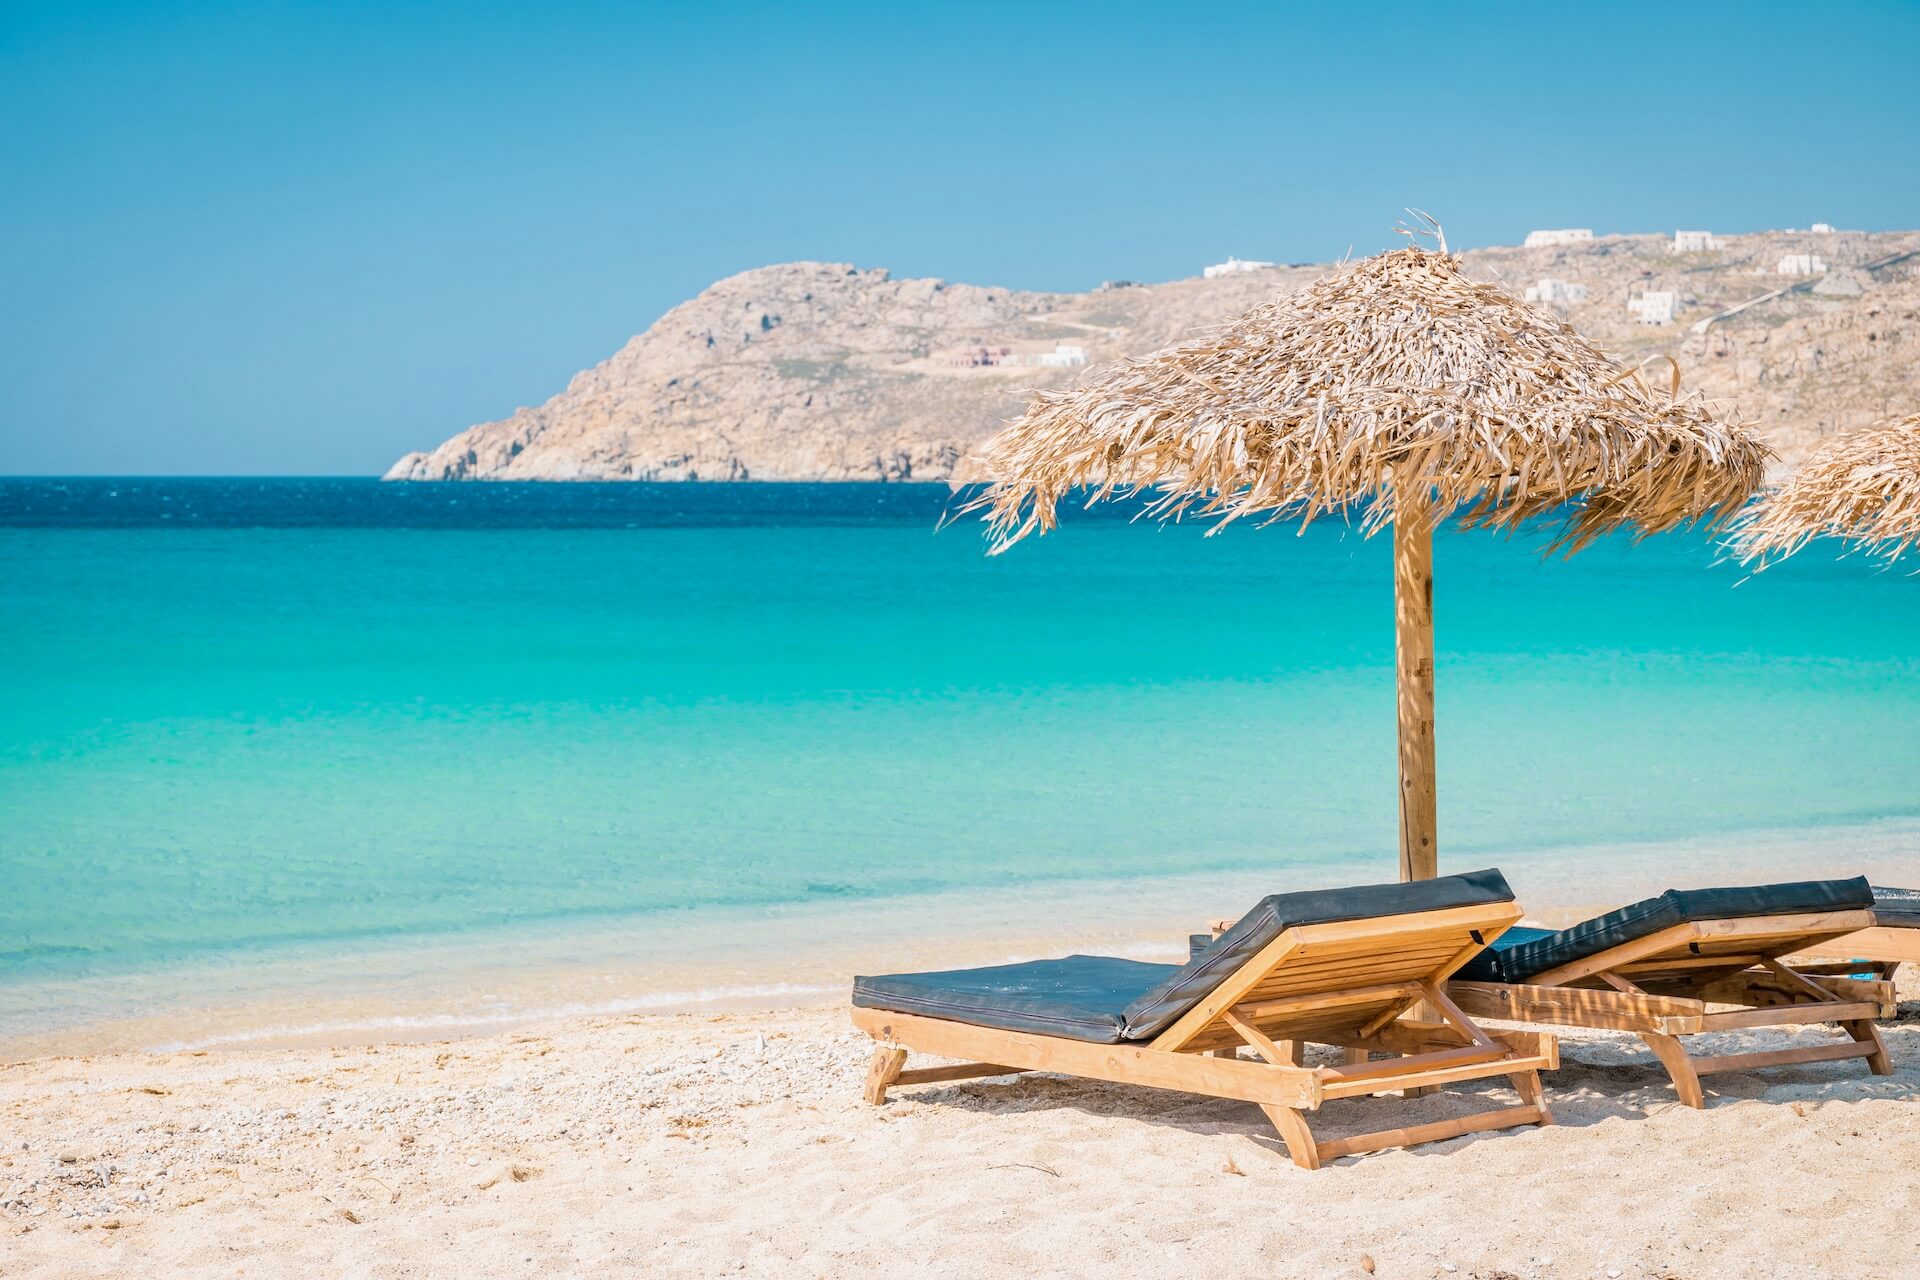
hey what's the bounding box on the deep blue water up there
[1,476,987,528]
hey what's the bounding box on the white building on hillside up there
[1035,343,1088,368]
[1524,229,1594,248]
[1203,256,1276,279]
[1777,254,1827,276]
[1672,230,1723,253]
[1627,291,1678,324]
[1811,222,1835,234]
[1523,278,1589,306]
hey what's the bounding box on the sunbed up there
[851,869,1557,1169]
[1439,878,1895,1107]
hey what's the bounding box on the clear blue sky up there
[4,1,1918,475]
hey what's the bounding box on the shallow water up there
[3,479,1917,1050]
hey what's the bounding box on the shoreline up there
[7,815,1917,1062]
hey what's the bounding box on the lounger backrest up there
[1120,868,1516,1041]
[1492,878,1875,983]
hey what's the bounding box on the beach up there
[5,481,1920,1276]
[5,975,1918,1280]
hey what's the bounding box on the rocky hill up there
[385,230,1920,482]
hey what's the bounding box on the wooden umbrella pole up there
[1393,502,1438,882]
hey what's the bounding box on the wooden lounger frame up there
[1795,923,1920,976]
[1445,909,1895,1108]
[854,901,1557,1169]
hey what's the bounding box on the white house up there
[1777,254,1827,276]
[1672,230,1723,253]
[1811,222,1835,234]
[1627,291,1678,324]
[1524,229,1594,248]
[1203,256,1276,279]
[1035,343,1088,368]
[1523,278,1589,305]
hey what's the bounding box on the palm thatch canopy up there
[1733,412,1920,567]
[966,245,1768,551]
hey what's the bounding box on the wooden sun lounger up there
[1445,908,1895,1108]
[854,894,1556,1169]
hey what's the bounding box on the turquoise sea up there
[3,478,1917,1051]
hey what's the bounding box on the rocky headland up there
[386,230,1920,483]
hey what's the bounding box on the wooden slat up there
[1795,925,1920,965]
[1618,953,1765,974]
[1445,980,1704,1034]
[1243,944,1466,975]
[1238,947,1464,986]
[1695,1001,1883,1031]
[1316,1021,1557,1067]
[1315,1104,1546,1161]
[1320,1051,1555,1100]
[1691,910,1875,941]
[853,1006,1323,1108]
[1690,1039,1878,1076]
[1230,983,1422,1023]
[1283,903,1522,956]
[1321,1044,1509,1084]
[894,1062,1021,1086]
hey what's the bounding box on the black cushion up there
[1119,867,1515,1039]
[1453,926,1555,983]
[1872,885,1920,929]
[854,867,1516,1044]
[1491,878,1874,982]
[852,954,1177,1043]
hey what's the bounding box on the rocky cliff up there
[386,230,1920,482]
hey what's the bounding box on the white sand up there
[4,974,1917,1279]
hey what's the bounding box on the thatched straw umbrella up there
[965,231,1769,881]
[1733,412,1920,568]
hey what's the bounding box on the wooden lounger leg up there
[1259,1104,1323,1170]
[1508,1069,1553,1124]
[863,1046,907,1104]
[1639,1032,1705,1108]
[1844,1019,1894,1076]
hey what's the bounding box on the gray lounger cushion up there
[854,867,1515,1044]
[1457,877,1874,984]
[1872,885,1920,929]
[852,954,1177,1044]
